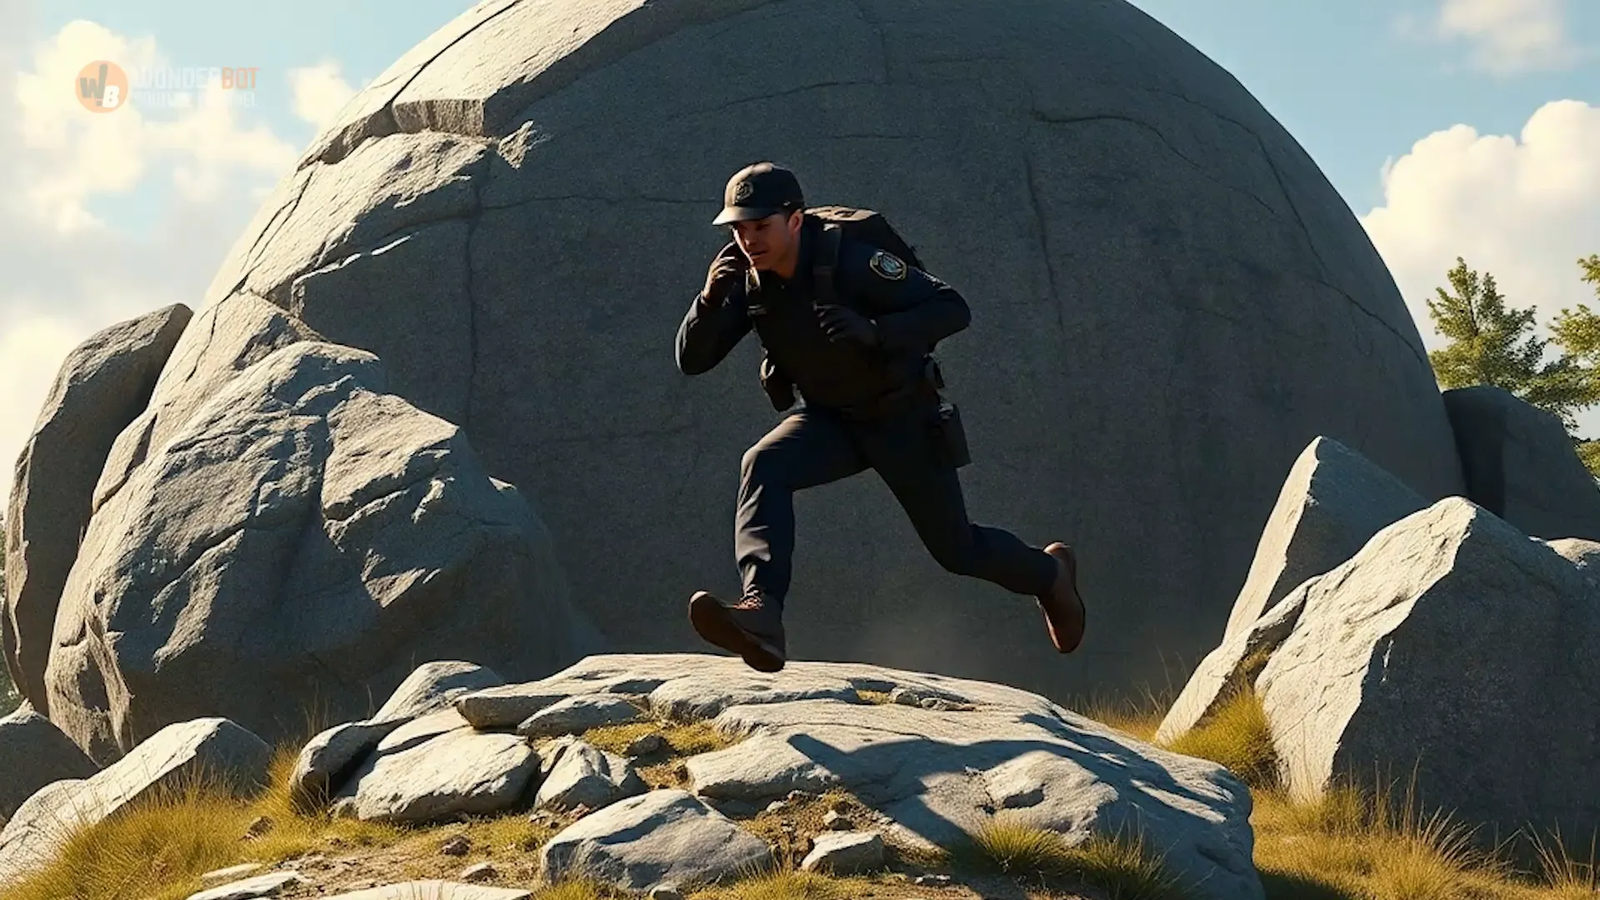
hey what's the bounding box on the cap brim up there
[711,206,779,226]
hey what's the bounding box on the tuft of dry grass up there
[854,689,895,706]
[690,869,850,900]
[1161,688,1279,790]
[951,817,1181,900]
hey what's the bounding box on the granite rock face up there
[43,337,601,763]
[1442,386,1600,541]
[199,0,1466,700]
[3,304,191,711]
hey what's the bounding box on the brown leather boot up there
[1037,543,1086,653]
[688,589,787,672]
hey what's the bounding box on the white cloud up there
[1360,99,1600,431]
[287,61,357,130]
[1423,0,1581,74]
[0,12,310,500]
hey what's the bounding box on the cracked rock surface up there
[1256,497,1600,844]
[0,717,271,886]
[198,0,1466,703]
[3,303,191,713]
[448,653,1260,900]
[42,336,602,763]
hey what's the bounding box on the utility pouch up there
[935,399,971,468]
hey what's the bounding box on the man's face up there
[731,210,802,271]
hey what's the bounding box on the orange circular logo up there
[75,60,129,113]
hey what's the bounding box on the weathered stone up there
[0,703,97,820]
[538,789,773,890]
[291,720,404,811]
[331,725,539,824]
[441,835,471,856]
[373,662,505,724]
[626,733,665,756]
[3,303,191,711]
[1443,386,1600,541]
[800,830,885,875]
[0,718,271,885]
[1221,435,1426,639]
[1258,497,1600,843]
[534,737,647,811]
[1155,586,1310,744]
[44,340,601,762]
[517,694,643,738]
[200,0,1465,703]
[186,871,307,900]
[323,883,530,900]
[460,861,496,882]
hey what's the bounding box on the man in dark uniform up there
[675,161,1085,672]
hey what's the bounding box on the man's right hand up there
[701,242,749,306]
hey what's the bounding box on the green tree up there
[1549,254,1600,474]
[1425,257,1592,429]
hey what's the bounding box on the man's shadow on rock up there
[782,710,1244,877]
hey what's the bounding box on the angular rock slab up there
[3,302,191,711]
[1443,386,1600,541]
[534,737,647,811]
[0,717,270,885]
[518,693,643,738]
[332,724,538,824]
[1222,435,1426,639]
[44,338,599,762]
[688,691,1259,899]
[539,789,773,890]
[1156,585,1310,744]
[800,830,885,875]
[187,870,307,900]
[0,703,97,821]
[373,661,504,725]
[1259,497,1600,841]
[293,661,506,810]
[480,652,1259,900]
[326,883,530,900]
[200,0,1468,709]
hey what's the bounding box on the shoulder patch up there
[868,250,907,281]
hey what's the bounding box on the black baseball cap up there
[711,162,805,226]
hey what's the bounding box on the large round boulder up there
[200,0,1464,700]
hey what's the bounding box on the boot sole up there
[689,592,786,673]
[1041,544,1086,653]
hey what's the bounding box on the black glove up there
[816,305,880,347]
[701,242,748,306]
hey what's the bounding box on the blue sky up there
[1,0,1598,499]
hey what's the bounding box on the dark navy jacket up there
[674,215,970,411]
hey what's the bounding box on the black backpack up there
[804,206,924,292]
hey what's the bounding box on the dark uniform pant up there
[734,402,1059,609]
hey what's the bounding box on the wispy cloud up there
[1402,0,1583,74]
[0,14,320,499]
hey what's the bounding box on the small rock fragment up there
[800,830,885,875]
[441,834,471,856]
[829,798,851,814]
[914,873,953,887]
[243,815,274,839]
[185,870,307,900]
[626,733,665,756]
[648,885,684,900]
[823,810,852,830]
[766,800,787,813]
[461,861,497,882]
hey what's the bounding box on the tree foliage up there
[1425,256,1600,476]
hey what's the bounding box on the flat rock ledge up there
[283,653,1264,900]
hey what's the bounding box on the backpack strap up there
[812,224,844,308]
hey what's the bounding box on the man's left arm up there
[844,246,972,355]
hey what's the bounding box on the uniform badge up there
[869,250,907,280]
[733,180,754,202]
